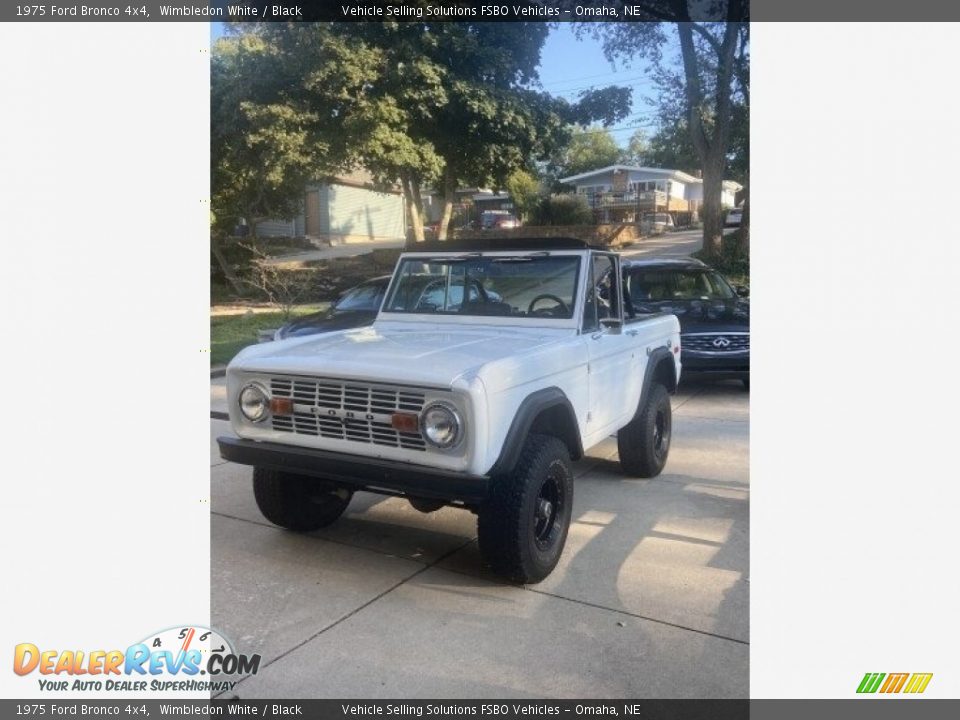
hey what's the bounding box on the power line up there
[540,70,651,90]
[576,122,659,136]
[539,68,633,87]
[546,75,655,95]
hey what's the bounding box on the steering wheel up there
[527,294,569,317]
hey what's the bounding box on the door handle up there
[626,329,639,336]
[591,332,604,340]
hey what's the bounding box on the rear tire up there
[618,383,672,478]
[477,434,573,584]
[252,467,352,531]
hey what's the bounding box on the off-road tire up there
[618,383,672,478]
[252,467,352,531]
[477,434,573,584]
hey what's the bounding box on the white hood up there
[231,322,575,388]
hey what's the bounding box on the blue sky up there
[211,22,657,148]
[536,24,657,147]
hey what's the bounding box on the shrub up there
[694,230,750,285]
[530,194,593,226]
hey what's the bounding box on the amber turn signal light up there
[391,412,419,433]
[270,397,294,415]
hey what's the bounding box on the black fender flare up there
[634,346,677,419]
[487,387,584,477]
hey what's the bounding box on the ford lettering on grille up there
[269,377,428,451]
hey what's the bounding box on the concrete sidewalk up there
[264,240,404,266]
[209,379,748,698]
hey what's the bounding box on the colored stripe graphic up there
[857,673,885,693]
[858,672,933,694]
[880,673,909,693]
[903,673,933,694]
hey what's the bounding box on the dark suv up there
[622,257,749,388]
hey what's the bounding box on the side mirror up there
[734,285,749,298]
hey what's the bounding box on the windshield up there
[625,269,735,302]
[334,281,386,311]
[384,254,581,319]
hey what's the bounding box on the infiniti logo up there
[712,336,731,348]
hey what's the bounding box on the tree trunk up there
[437,167,455,241]
[410,177,426,233]
[701,158,725,257]
[737,180,749,252]
[401,172,425,243]
[211,235,245,295]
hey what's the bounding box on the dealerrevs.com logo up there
[13,626,260,693]
[857,672,933,694]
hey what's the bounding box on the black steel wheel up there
[533,463,567,552]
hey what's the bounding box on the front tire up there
[618,383,672,478]
[477,434,573,584]
[252,467,352,531]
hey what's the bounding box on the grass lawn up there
[210,306,325,366]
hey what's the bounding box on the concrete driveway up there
[620,229,703,258]
[209,375,748,698]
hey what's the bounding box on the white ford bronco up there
[218,239,681,583]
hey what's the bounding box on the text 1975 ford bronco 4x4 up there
[218,239,681,583]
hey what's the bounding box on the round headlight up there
[420,403,462,449]
[239,383,269,423]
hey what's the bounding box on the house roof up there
[559,164,742,192]
[559,165,700,185]
[308,167,403,195]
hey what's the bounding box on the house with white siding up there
[559,165,741,222]
[255,169,407,246]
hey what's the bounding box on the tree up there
[549,126,623,182]
[503,169,541,222]
[623,128,649,166]
[347,23,630,240]
[645,120,701,175]
[593,5,749,256]
[223,23,631,243]
[211,31,346,239]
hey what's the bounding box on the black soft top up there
[402,237,601,253]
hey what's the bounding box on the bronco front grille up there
[268,377,428,451]
[682,333,750,353]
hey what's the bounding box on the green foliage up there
[503,169,541,220]
[645,120,701,176]
[693,232,750,285]
[623,129,649,166]
[558,126,622,178]
[530,194,593,226]
[212,23,634,242]
[211,32,345,236]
